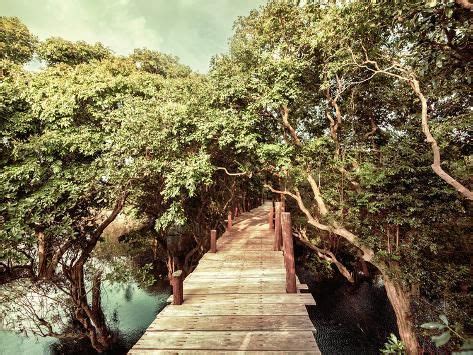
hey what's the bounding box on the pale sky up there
[0,0,267,73]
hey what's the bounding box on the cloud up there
[0,0,266,73]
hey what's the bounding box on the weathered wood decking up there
[129,202,320,354]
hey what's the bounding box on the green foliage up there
[0,17,37,64]
[1,6,471,352]
[421,314,473,351]
[130,48,192,78]
[380,333,406,354]
[209,0,471,350]
[36,37,111,66]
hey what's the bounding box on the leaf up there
[421,322,446,330]
[432,331,451,347]
[439,314,449,326]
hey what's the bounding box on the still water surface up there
[0,281,170,355]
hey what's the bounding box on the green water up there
[0,281,170,355]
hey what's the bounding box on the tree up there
[130,48,192,78]
[36,37,111,66]
[0,17,37,64]
[0,56,142,350]
[1,20,263,351]
[210,1,471,353]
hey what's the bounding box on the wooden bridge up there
[129,202,320,354]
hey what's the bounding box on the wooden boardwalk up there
[129,202,320,354]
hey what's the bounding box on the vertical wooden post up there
[268,206,274,229]
[278,201,285,250]
[227,211,232,231]
[210,229,217,253]
[273,202,281,251]
[281,212,296,293]
[172,270,184,305]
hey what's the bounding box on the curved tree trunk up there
[69,263,112,353]
[383,274,419,355]
[410,78,473,201]
[36,231,47,278]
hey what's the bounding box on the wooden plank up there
[182,285,287,294]
[133,331,318,351]
[198,257,283,263]
[185,272,301,280]
[157,304,309,317]
[195,261,284,267]
[148,315,315,331]
[167,293,316,305]
[184,275,287,282]
[200,256,283,262]
[192,268,286,273]
[180,284,308,295]
[130,350,320,354]
[201,250,282,257]
[183,279,304,286]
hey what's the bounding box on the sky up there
[0,0,267,73]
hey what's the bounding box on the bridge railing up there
[269,203,296,293]
[170,199,262,305]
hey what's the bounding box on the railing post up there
[279,201,285,250]
[210,229,217,253]
[227,211,232,231]
[281,194,286,212]
[273,202,281,251]
[281,212,297,293]
[268,206,274,229]
[172,270,184,305]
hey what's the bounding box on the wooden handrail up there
[273,202,282,251]
[281,212,296,293]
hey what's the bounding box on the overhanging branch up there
[216,167,252,177]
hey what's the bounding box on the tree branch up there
[281,105,302,147]
[215,167,252,177]
[77,190,129,266]
[349,50,473,200]
[409,78,473,200]
[264,183,374,261]
[296,229,354,283]
[307,173,329,216]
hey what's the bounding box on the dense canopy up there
[0,1,471,353]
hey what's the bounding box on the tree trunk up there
[383,274,419,354]
[265,185,418,353]
[68,263,112,353]
[36,231,48,278]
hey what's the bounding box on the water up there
[1,275,395,355]
[2,241,397,355]
[0,281,170,355]
[298,270,398,354]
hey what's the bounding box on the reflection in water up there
[0,281,170,355]
[300,273,398,354]
[124,284,134,303]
